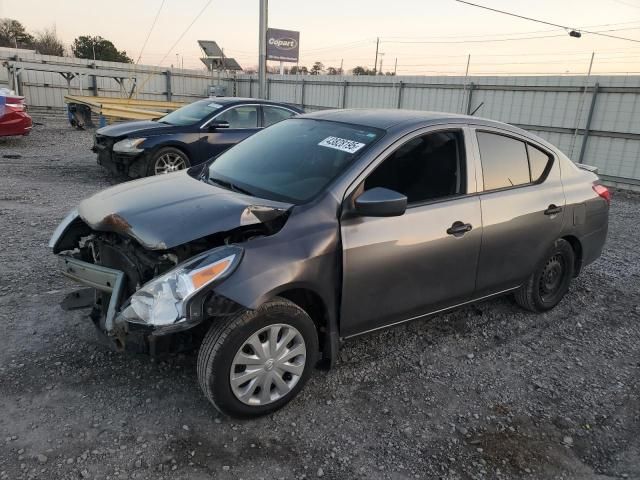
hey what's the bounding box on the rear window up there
[527,144,552,182]
[477,132,530,190]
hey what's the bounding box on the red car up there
[0,93,32,137]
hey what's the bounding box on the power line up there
[135,0,165,64]
[382,20,640,41]
[455,0,640,43]
[383,26,640,44]
[155,0,214,67]
[384,33,571,44]
[133,0,213,97]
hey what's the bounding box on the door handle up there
[447,221,473,237]
[544,204,562,216]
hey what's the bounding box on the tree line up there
[246,62,396,76]
[0,18,133,63]
[1,18,398,75]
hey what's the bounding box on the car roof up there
[300,108,523,133]
[194,97,300,109]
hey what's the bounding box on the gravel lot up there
[1,119,639,480]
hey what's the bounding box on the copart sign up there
[266,28,300,63]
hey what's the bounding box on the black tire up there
[197,297,319,418]
[514,238,575,312]
[147,147,190,176]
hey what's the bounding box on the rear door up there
[471,128,565,296]
[340,127,483,337]
[199,105,261,161]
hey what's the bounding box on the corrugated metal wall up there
[224,74,640,188]
[2,48,639,188]
[0,48,215,106]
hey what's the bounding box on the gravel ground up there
[0,119,639,480]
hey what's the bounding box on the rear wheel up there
[197,297,318,418]
[514,238,575,312]
[148,147,190,176]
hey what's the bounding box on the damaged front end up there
[50,193,291,355]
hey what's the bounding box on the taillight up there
[3,96,25,111]
[593,184,611,205]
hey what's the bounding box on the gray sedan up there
[50,109,609,418]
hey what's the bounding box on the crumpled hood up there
[78,172,292,250]
[96,120,176,138]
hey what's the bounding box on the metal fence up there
[2,48,640,190]
[0,48,217,107]
[223,74,640,190]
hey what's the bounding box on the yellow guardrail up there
[64,95,187,121]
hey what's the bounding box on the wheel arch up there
[268,285,338,369]
[561,234,583,276]
[149,142,192,161]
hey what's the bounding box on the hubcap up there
[154,152,187,175]
[539,254,565,300]
[230,324,306,406]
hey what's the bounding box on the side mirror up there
[209,120,230,130]
[354,187,407,217]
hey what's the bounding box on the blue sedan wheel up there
[149,147,190,176]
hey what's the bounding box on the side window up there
[216,106,258,128]
[477,132,530,190]
[364,130,465,205]
[263,106,296,127]
[527,144,553,182]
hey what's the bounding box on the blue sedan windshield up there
[207,119,382,203]
[159,100,223,126]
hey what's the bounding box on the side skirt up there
[341,286,520,340]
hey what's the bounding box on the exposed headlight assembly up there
[113,138,146,153]
[121,246,243,327]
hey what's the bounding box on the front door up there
[340,129,482,337]
[199,105,261,161]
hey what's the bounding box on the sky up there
[1,0,640,75]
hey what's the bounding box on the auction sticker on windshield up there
[318,136,365,154]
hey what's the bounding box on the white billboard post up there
[258,0,268,99]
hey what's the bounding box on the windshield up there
[158,100,223,126]
[207,118,383,203]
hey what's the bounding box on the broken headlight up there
[113,138,146,153]
[121,246,243,327]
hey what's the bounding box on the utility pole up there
[339,58,344,74]
[373,37,379,75]
[258,0,268,98]
[394,57,398,76]
[570,51,595,159]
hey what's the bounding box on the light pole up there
[258,0,268,98]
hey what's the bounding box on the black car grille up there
[94,134,115,151]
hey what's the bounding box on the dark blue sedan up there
[92,98,303,177]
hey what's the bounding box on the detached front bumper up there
[59,256,195,354]
[58,256,243,356]
[60,256,124,333]
[93,144,147,178]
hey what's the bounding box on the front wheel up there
[197,298,319,418]
[514,238,575,312]
[148,147,190,176]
